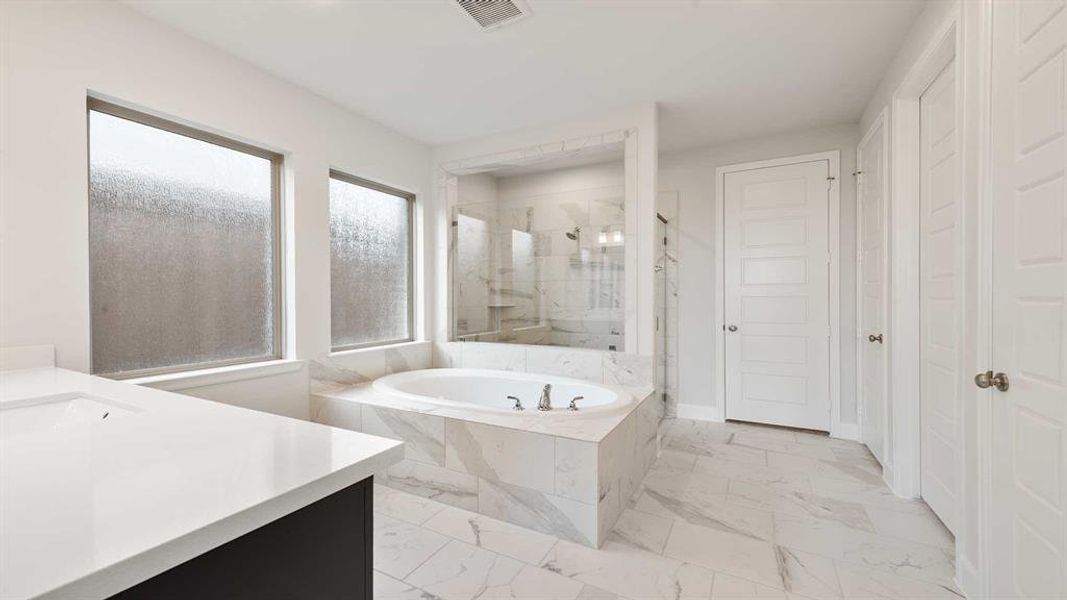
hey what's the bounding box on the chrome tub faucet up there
[538,384,552,411]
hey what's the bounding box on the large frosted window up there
[88,101,281,377]
[329,172,413,350]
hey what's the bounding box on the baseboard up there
[675,403,722,422]
[831,422,860,441]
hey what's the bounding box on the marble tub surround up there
[309,340,432,394]
[433,341,654,391]
[312,377,662,547]
[372,418,961,600]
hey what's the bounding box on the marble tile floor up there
[373,418,963,600]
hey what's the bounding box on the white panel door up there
[919,60,960,534]
[724,160,830,431]
[990,1,1067,596]
[858,121,889,466]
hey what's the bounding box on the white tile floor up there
[373,418,963,599]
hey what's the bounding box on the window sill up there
[128,359,305,392]
[328,339,428,359]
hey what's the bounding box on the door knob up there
[991,372,1009,392]
[727,325,738,332]
[868,334,883,343]
[975,371,1010,392]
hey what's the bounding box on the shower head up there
[565,226,581,241]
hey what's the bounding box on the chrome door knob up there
[975,371,1009,392]
[868,334,883,343]
[991,372,1010,392]
[727,325,738,332]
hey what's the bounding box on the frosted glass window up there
[329,172,413,350]
[88,101,281,377]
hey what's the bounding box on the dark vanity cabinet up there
[109,477,374,600]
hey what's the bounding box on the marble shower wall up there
[311,385,663,548]
[451,163,626,350]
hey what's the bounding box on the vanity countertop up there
[0,367,404,600]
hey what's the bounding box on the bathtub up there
[372,368,633,416]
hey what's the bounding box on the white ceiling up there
[126,0,925,152]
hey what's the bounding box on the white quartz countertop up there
[0,367,404,600]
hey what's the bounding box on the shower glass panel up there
[450,156,626,350]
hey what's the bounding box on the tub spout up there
[538,384,552,411]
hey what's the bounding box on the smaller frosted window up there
[330,174,413,349]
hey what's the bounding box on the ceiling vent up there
[455,0,531,31]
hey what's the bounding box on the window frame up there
[328,169,416,352]
[86,97,285,379]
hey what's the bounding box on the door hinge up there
[827,176,835,190]
[853,170,863,176]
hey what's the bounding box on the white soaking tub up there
[372,368,632,416]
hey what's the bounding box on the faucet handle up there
[568,396,584,411]
[507,395,524,411]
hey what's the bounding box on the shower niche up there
[445,133,632,351]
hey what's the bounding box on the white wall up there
[0,2,432,418]
[658,123,861,426]
[860,0,959,133]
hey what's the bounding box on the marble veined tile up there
[602,352,654,387]
[556,437,599,503]
[773,546,841,598]
[835,562,965,599]
[692,456,813,494]
[830,444,880,467]
[865,505,955,549]
[446,420,556,494]
[766,452,883,486]
[666,433,767,465]
[727,432,838,462]
[406,539,584,600]
[375,484,447,526]
[373,517,450,580]
[374,571,437,600]
[632,488,774,541]
[363,405,446,466]
[526,347,604,382]
[386,459,479,511]
[479,479,597,546]
[808,476,930,516]
[662,519,781,587]
[774,513,956,586]
[650,448,697,472]
[541,538,714,600]
[576,584,625,599]
[710,573,788,599]
[421,506,558,565]
[639,467,730,496]
[727,481,875,532]
[462,343,527,371]
[309,395,362,432]
[607,508,674,554]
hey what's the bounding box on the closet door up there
[989,0,1067,596]
[857,119,889,466]
[723,160,831,431]
[919,60,961,534]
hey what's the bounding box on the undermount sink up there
[0,393,137,438]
